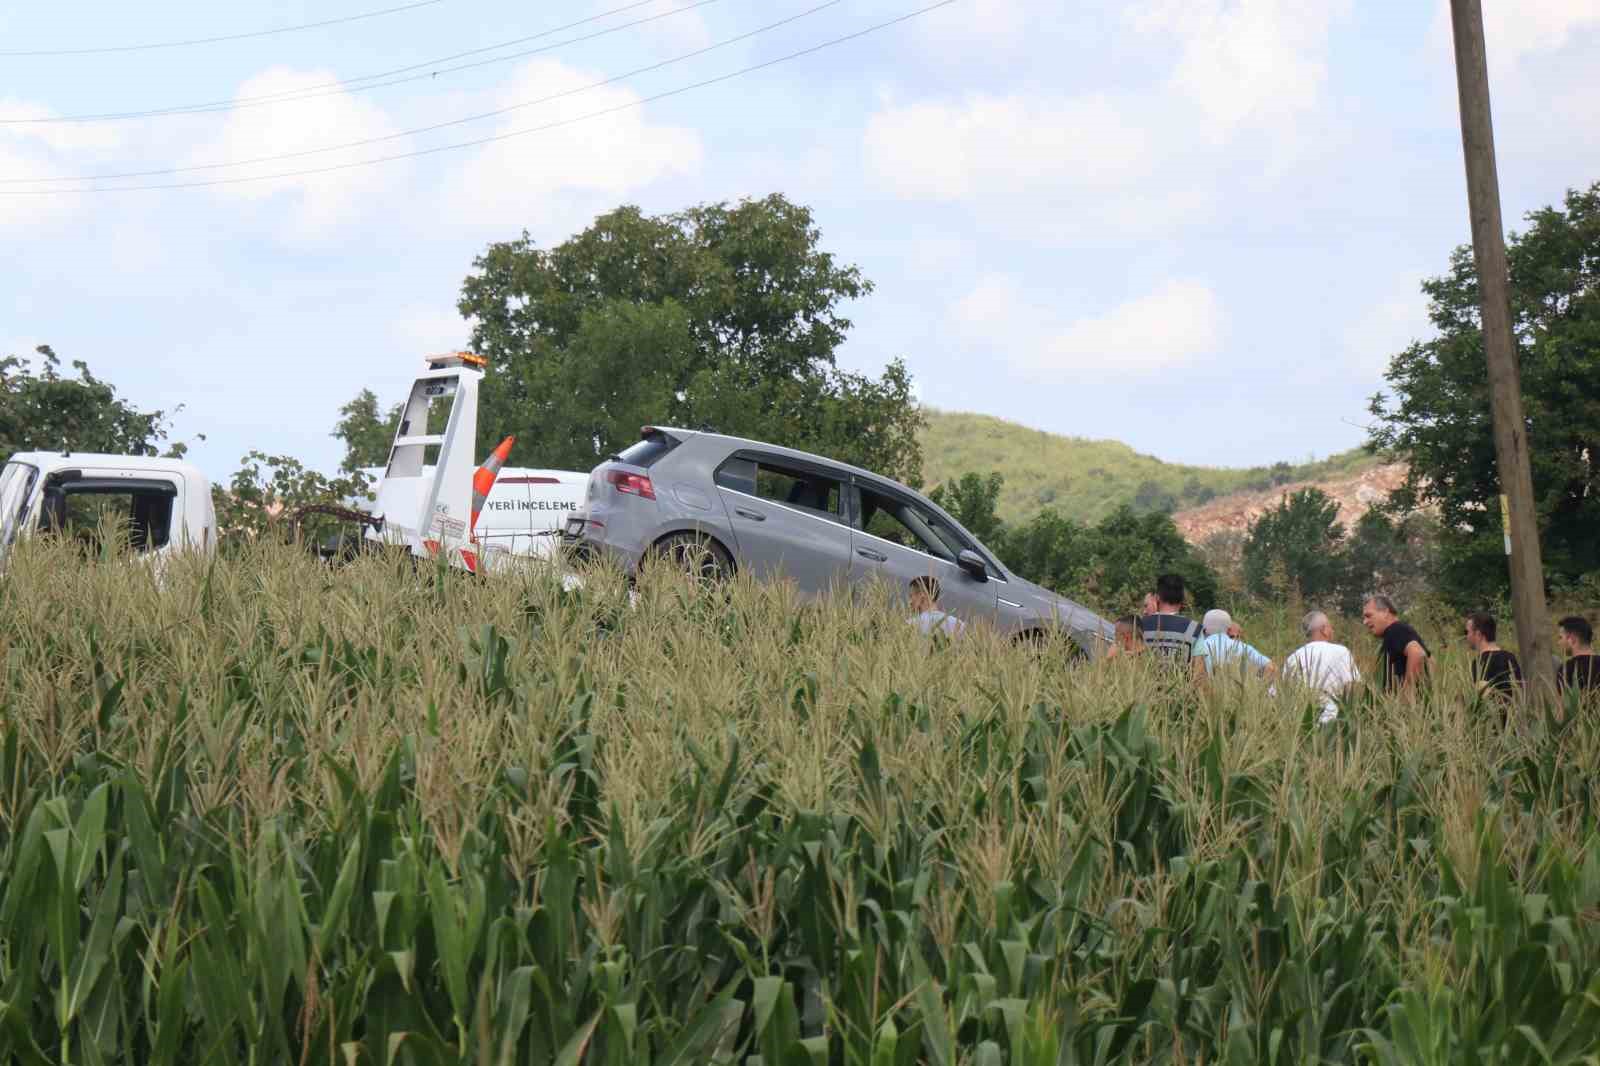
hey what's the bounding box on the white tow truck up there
[360,352,587,573]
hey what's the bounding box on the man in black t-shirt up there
[1558,616,1600,696]
[1138,573,1201,664]
[1362,595,1430,694]
[1465,611,1522,699]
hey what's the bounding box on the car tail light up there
[606,469,656,500]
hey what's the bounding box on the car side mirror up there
[956,549,989,583]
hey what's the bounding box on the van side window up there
[39,482,176,553]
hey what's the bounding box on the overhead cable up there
[3,0,711,124]
[0,0,957,196]
[8,0,841,185]
[2,0,447,58]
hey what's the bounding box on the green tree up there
[212,451,371,541]
[1369,182,1600,601]
[1242,488,1346,601]
[333,388,400,473]
[1,345,192,457]
[457,195,924,482]
[928,471,1005,547]
[1000,508,1097,598]
[1085,505,1218,614]
[1340,509,1438,615]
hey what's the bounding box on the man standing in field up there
[907,576,965,639]
[1362,595,1430,695]
[1139,574,1201,663]
[1104,616,1144,660]
[1280,610,1361,724]
[1191,609,1274,683]
[1465,611,1522,700]
[1558,616,1600,696]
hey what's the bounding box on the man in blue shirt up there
[1191,609,1275,683]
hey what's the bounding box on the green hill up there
[918,410,1377,525]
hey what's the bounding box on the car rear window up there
[615,431,679,468]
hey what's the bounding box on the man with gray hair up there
[1279,610,1362,723]
[1362,594,1430,694]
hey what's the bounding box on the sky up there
[4,0,1598,481]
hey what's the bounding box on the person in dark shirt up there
[1465,611,1522,701]
[1558,616,1600,695]
[1138,573,1201,663]
[1362,594,1430,694]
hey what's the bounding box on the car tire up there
[648,532,734,584]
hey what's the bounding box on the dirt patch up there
[1173,463,1411,544]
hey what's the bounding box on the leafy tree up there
[1131,479,1178,515]
[1340,509,1438,615]
[928,471,1005,547]
[1001,508,1098,597]
[212,451,371,541]
[333,388,400,473]
[1084,505,1218,614]
[1,345,192,458]
[1369,182,1600,601]
[1242,488,1346,601]
[458,195,924,482]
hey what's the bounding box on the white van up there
[0,452,218,567]
[350,464,585,561]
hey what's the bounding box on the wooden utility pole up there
[1448,0,1555,698]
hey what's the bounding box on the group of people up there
[1101,573,1600,719]
[903,571,1600,717]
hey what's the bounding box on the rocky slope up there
[1171,463,1410,543]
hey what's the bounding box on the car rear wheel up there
[648,532,734,584]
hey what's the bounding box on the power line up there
[2,0,448,58]
[1,0,956,196]
[8,0,841,185]
[3,0,706,125]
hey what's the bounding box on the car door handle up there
[734,507,766,522]
[856,547,887,562]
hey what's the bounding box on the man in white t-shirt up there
[908,576,965,638]
[1279,610,1361,724]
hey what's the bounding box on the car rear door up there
[712,453,853,598]
[848,480,999,625]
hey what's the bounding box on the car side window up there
[717,456,845,524]
[857,485,955,562]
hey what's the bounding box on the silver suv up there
[566,426,1113,653]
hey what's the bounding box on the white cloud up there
[1343,279,1433,380]
[389,305,470,355]
[1048,279,1223,373]
[862,90,1211,239]
[865,92,1152,201]
[0,100,128,229]
[187,68,409,238]
[913,0,1026,56]
[443,59,701,232]
[951,275,1224,377]
[1429,0,1600,67]
[1131,0,1351,136]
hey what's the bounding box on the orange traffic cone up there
[470,435,515,538]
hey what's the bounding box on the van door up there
[849,481,998,626]
[37,470,184,556]
[712,453,853,598]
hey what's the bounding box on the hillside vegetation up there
[920,409,1379,525]
[3,540,1599,1063]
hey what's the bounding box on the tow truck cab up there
[0,452,217,566]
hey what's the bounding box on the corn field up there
[2,539,1600,1065]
